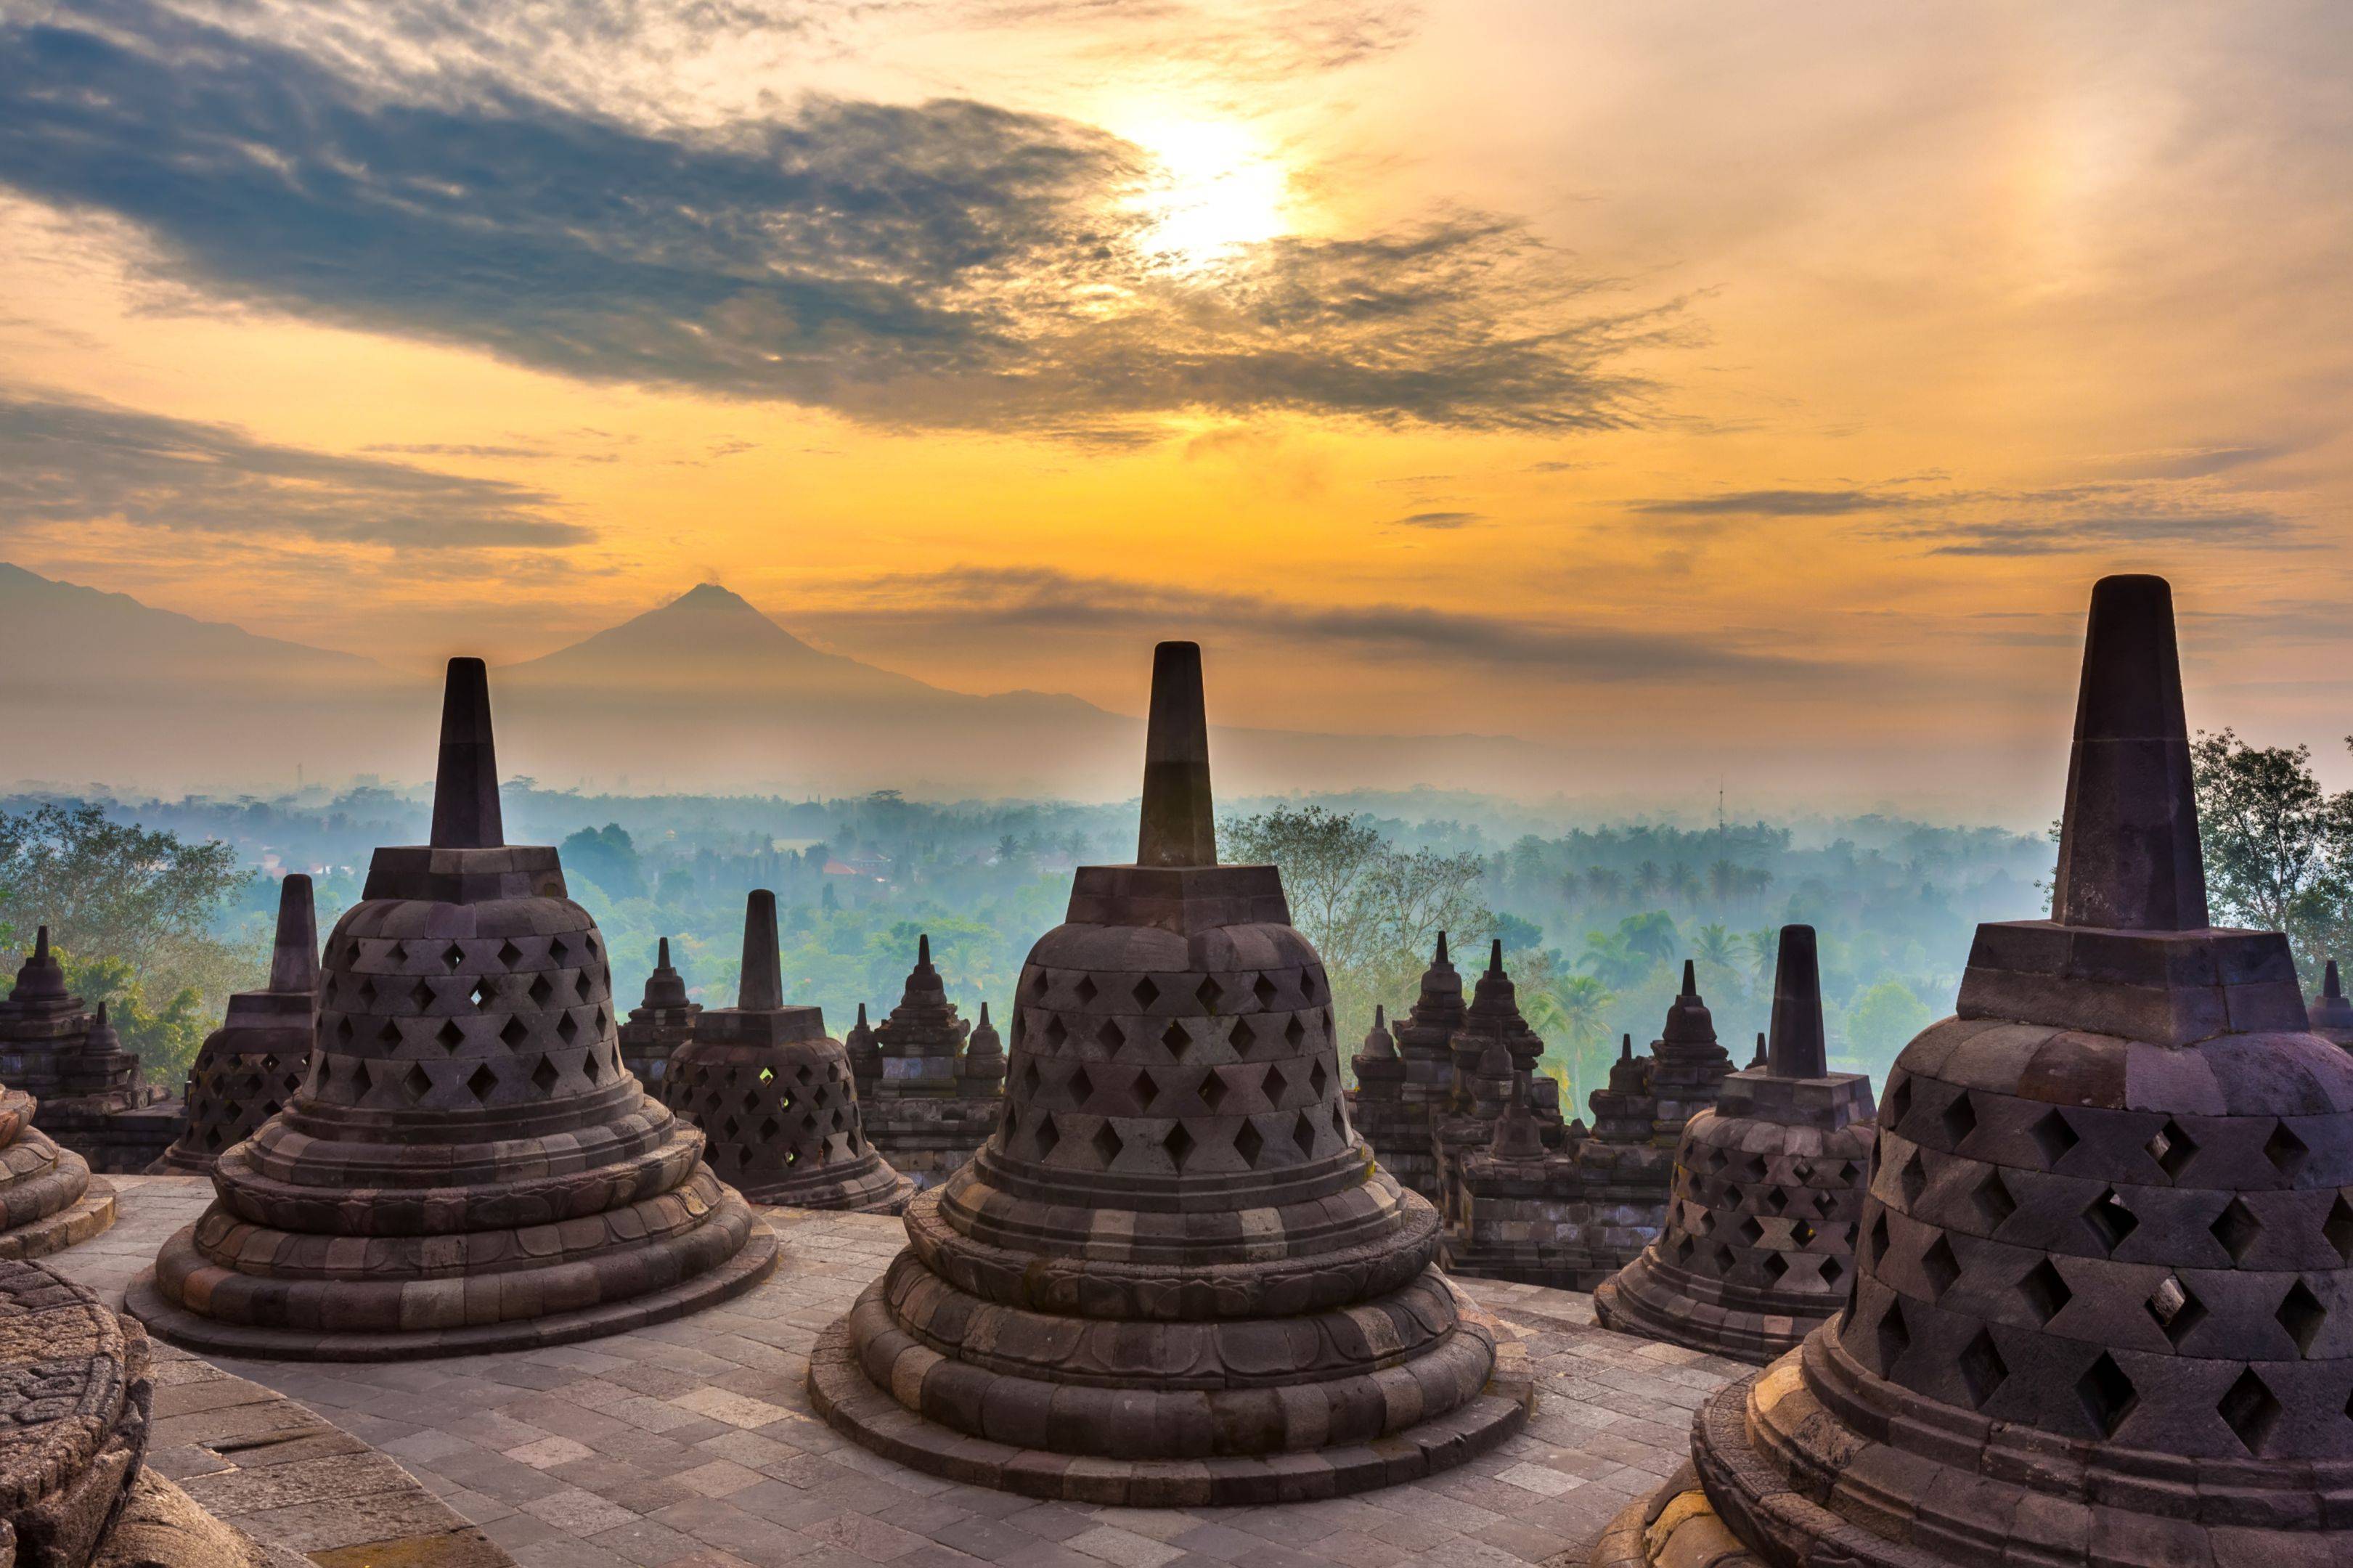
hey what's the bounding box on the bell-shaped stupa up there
[2313,958,2353,1048]
[128,659,776,1359]
[618,937,701,1087]
[1451,940,1546,1092]
[663,891,910,1213]
[152,875,320,1175]
[1599,575,2353,1568]
[1593,926,1875,1364]
[810,642,1529,1503]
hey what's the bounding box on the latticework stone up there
[617,936,701,1087]
[810,642,1529,1504]
[1594,926,1875,1364]
[127,658,776,1360]
[1609,576,2353,1568]
[664,891,910,1213]
[152,876,319,1176]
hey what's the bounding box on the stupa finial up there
[2050,575,2208,931]
[2330,960,2345,1001]
[1680,958,1697,996]
[1488,939,1504,976]
[1435,931,1449,964]
[737,889,783,1011]
[1766,924,1827,1078]
[33,926,49,963]
[266,875,319,995]
[1135,642,1216,867]
[918,933,931,968]
[428,657,504,850]
[1620,1032,1634,1061]
[658,936,671,968]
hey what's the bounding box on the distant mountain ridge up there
[0,565,1559,797]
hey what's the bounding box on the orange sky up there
[2,1,2349,816]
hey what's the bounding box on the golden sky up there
[2,1,2349,814]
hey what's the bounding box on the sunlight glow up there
[1123,119,1291,272]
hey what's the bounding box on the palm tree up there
[1585,866,1623,902]
[1578,928,1646,989]
[1620,910,1679,968]
[1634,860,1664,901]
[1738,927,1777,982]
[1668,861,1701,905]
[1708,858,1740,904]
[1525,973,1613,1106]
[1693,922,1735,969]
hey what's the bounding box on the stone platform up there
[53,1177,1733,1567]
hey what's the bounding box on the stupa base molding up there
[0,1169,117,1261]
[122,1218,778,1362]
[1591,1263,1819,1368]
[808,1297,1530,1506]
[742,1165,913,1214]
[1677,1335,2353,1568]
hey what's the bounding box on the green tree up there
[1221,806,1488,1043]
[1846,979,1932,1069]
[0,804,253,1077]
[2191,729,2353,984]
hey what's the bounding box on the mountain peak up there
[672,582,755,611]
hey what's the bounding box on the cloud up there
[0,390,588,548]
[1389,510,1483,528]
[0,1,1663,439]
[799,565,1819,682]
[1870,509,2296,558]
[1633,487,1906,516]
[961,1,1421,81]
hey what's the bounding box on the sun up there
[1122,118,1292,272]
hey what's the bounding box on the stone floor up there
[57,1178,1740,1568]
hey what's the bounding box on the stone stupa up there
[1592,925,1875,1365]
[128,658,776,1359]
[0,929,173,1173]
[809,641,1530,1504]
[152,875,319,1176]
[0,931,116,1257]
[1599,574,2353,1568]
[662,891,911,1213]
[2313,957,2353,1048]
[617,937,701,1087]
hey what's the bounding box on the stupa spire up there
[1135,641,1215,867]
[1680,958,1697,995]
[2050,575,2208,931]
[1766,924,1827,1078]
[658,936,670,967]
[428,657,503,850]
[737,890,783,1010]
[265,875,318,995]
[1488,939,1504,975]
[1435,931,1448,964]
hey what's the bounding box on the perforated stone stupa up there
[849,936,1003,1189]
[2315,958,2353,1048]
[1592,925,1875,1365]
[663,891,911,1213]
[808,642,1529,1505]
[617,937,701,1087]
[152,875,319,1176]
[1598,574,2353,1568]
[127,658,776,1360]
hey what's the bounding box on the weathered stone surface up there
[126,659,775,1360]
[1659,576,2353,1567]
[153,878,319,1177]
[1595,926,1876,1365]
[664,891,910,1214]
[813,642,1528,1502]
